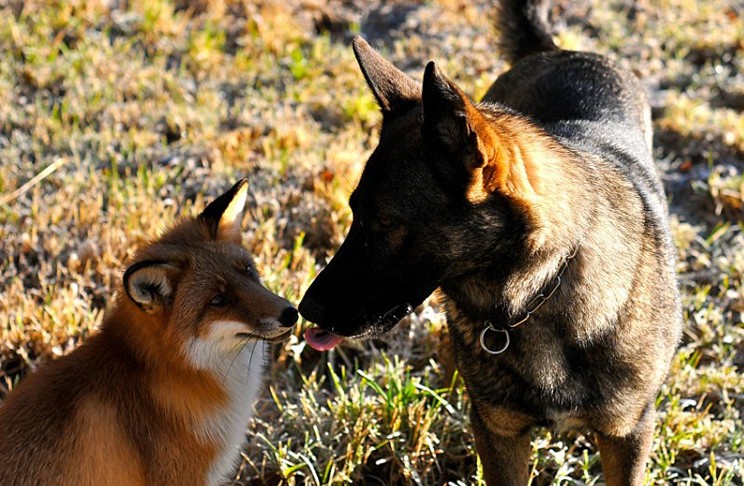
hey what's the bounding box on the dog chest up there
[447,316,624,417]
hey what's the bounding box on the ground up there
[0,0,742,484]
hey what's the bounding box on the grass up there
[1,0,743,484]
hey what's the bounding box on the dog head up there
[122,180,298,369]
[300,38,546,350]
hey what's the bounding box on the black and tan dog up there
[300,0,682,484]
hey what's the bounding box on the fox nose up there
[278,307,299,327]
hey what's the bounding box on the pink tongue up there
[304,327,345,351]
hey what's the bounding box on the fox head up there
[121,179,298,369]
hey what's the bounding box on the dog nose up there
[278,307,298,328]
[298,298,326,324]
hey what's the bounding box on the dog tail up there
[494,0,558,65]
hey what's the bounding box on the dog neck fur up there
[421,62,585,260]
[431,108,589,315]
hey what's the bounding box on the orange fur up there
[0,180,297,486]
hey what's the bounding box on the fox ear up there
[199,179,248,243]
[124,261,179,314]
[353,36,421,116]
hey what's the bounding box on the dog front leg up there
[470,407,531,486]
[596,403,655,486]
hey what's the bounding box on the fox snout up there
[250,284,298,332]
[254,304,298,343]
[278,307,299,327]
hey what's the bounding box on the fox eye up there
[210,294,230,307]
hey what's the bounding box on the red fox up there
[0,179,298,486]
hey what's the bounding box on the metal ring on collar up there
[479,321,510,355]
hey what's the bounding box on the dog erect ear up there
[352,36,421,116]
[422,62,539,204]
[124,261,179,314]
[422,62,497,168]
[199,179,248,243]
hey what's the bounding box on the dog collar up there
[479,245,579,355]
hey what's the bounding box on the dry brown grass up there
[1,0,742,484]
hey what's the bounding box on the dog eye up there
[210,294,230,307]
[377,216,395,230]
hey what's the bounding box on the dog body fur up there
[0,181,298,486]
[299,1,682,484]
